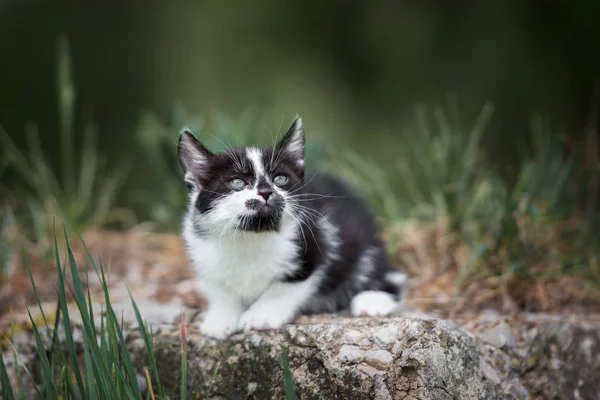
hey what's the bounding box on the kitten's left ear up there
[178,128,214,189]
[277,116,305,163]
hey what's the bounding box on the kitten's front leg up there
[238,279,316,332]
[199,282,243,339]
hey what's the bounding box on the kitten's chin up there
[236,211,282,233]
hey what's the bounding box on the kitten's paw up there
[199,311,240,340]
[238,306,294,332]
[350,290,399,317]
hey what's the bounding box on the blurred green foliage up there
[2,1,600,194]
[0,35,133,263]
[330,100,495,224]
[332,102,599,288]
[0,0,599,289]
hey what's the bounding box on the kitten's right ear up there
[276,116,305,163]
[178,128,214,189]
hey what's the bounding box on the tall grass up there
[333,103,600,289]
[134,103,204,232]
[0,221,302,399]
[0,221,166,399]
[331,102,495,224]
[0,34,131,264]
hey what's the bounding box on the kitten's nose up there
[258,190,272,202]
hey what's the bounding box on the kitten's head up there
[178,117,305,235]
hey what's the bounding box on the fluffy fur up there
[178,117,408,339]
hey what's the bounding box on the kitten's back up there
[302,170,382,241]
[295,171,406,314]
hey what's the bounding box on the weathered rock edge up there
[127,314,600,399]
[4,314,600,399]
[133,317,499,400]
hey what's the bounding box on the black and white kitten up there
[178,117,408,339]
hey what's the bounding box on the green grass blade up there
[95,306,110,394]
[85,260,97,334]
[58,228,113,399]
[27,308,58,399]
[100,280,120,377]
[99,260,120,370]
[104,305,142,395]
[22,246,51,330]
[83,335,97,400]
[80,250,140,398]
[56,34,76,197]
[23,241,70,392]
[60,366,68,399]
[0,349,16,400]
[82,264,98,400]
[59,363,78,400]
[281,345,297,400]
[25,123,61,199]
[51,227,85,397]
[12,341,25,400]
[64,230,139,399]
[206,360,221,398]
[0,126,38,186]
[128,290,166,399]
[1,328,43,399]
[22,243,66,383]
[77,233,101,277]
[63,225,90,313]
[50,218,66,351]
[94,306,114,400]
[82,264,100,400]
[49,299,63,376]
[99,305,108,369]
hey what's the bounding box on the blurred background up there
[2,0,600,317]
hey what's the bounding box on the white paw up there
[199,311,240,339]
[350,290,399,317]
[238,305,295,332]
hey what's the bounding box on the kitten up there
[178,117,408,339]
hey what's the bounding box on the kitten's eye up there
[273,174,288,186]
[229,178,246,190]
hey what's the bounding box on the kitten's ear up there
[178,128,214,188]
[277,116,305,163]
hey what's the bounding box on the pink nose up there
[258,190,272,201]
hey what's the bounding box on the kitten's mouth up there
[247,204,281,217]
[238,201,283,232]
[245,199,281,213]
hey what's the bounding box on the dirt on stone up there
[0,229,204,333]
[2,225,600,333]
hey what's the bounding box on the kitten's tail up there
[349,271,409,317]
[382,270,409,305]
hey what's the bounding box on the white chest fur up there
[182,215,300,305]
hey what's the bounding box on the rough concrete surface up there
[4,308,600,400]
